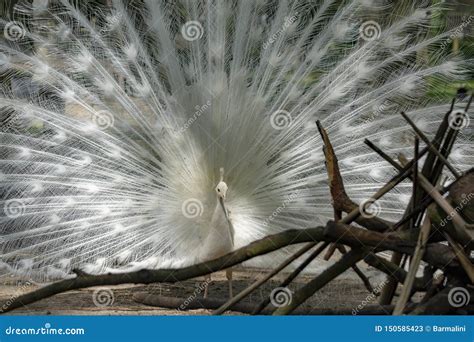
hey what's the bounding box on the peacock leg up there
[226,268,233,298]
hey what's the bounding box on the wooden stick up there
[400,111,461,179]
[337,244,374,293]
[323,243,338,260]
[365,139,467,231]
[324,222,457,268]
[252,242,330,314]
[363,254,426,291]
[444,233,474,284]
[320,122,394,232]
[411,137,419,229]
[379,103,455,305]
[273,248,367,315]
[399,154,472,245]
[212,242,317,315]
[393,216,432,315]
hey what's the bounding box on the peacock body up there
[0,0,472,281]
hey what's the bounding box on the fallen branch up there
[134,293,261,314]
[133,293,417,315]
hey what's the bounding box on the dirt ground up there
[0,266,392,315]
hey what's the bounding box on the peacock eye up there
[217,189,220,192]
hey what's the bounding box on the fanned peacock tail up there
[0,0,472,281]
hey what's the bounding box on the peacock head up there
[215,167,228,199]
[215,181,228,199]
